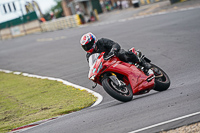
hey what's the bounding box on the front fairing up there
[88,53,102,80]
[88,53,118,82]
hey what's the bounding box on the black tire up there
[151,64,170,91]
[102,78,133,102]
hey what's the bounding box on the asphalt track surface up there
[1,7,200,133]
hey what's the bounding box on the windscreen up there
[88,53,100,68]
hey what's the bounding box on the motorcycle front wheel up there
[151,64,170,91]
[102,78,133,102]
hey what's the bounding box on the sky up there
[0,0,57,23]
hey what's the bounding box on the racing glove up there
[110,48,118,55]
[104,48,118,60]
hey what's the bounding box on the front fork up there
[92,75,120,89]
[108,73,126,88]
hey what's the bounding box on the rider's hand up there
[104,51,115,60]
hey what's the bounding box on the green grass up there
[0,72,97,133]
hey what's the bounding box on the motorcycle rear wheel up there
[102,78,133,102]
[151,64,170,91]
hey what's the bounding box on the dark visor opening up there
[82,38,95,51]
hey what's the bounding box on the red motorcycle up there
[88,48,170,102]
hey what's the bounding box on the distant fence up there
[0,14,81,40]
[0,20,41,40]
[40,15,79,32]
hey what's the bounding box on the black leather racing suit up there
[86,38,139,63]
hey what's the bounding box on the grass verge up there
[0,72,97,133]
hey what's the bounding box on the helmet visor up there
[82,38,95,51]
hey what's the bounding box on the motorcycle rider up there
[80,32,151,73]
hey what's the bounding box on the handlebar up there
[104,53,115,61]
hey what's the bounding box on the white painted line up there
[0,69,103,107]
[128,111,200,133]
[118,19,127,22]
[90,6,200,28]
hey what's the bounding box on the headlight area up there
[90,75,96,80]
[90,62,103,81]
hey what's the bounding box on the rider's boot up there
[139,58,151,73]
[136,50,151,73]
[136,50,142,59]
[127,49,151,74]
